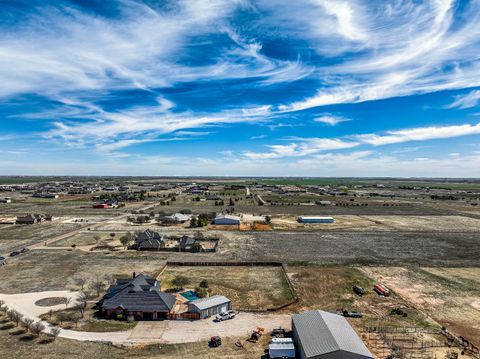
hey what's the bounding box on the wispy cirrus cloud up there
[447,89,480,109]
[276,0,480,111]
[354,122,480,146]
[244,121,480,159]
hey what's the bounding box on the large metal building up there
[187,295,231,319]
[214,214,241,225]
[292,310,373,359]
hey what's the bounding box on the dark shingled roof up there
[101,274,176,313]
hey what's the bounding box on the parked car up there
[0,256,6,265]
[215,310,236,321]
[352,285,365,296]
[9,251,20,257]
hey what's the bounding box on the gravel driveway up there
[129,312,291,344]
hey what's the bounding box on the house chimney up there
[133,271,136,278]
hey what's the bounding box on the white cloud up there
[243,138,358,159]
[314,115,350,126]
[354,122,480,146]
[276,0,480,111]
[447,89,480,109]
[243,122,480,159]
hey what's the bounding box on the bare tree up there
[90,280,105,298]
[7,309,23,327]
[0,299,6,312]
[119,235,131,249]
[30,321,45,337]
[63,297,72,309]
[50,327,61,341]
[74,277,87,291]
[71,313,81,328]
[76,292,88,318]
[21,317,34,332]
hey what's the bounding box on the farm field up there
[159,265,294,310]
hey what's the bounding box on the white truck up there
[215,310,236,321]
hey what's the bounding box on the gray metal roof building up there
[187,295,231,319]
[292,310,373,359]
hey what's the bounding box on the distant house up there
[214,214,241,225]
[16,214,46,224]
[165,213,192,223]
[178,235,199,252]
[187,295,231,319]
[101,273,176,320]
[297,216,334,224]
[133,229,166,250]
[0,197,11,203]
[33,193,59,199]
[292,310,373,359]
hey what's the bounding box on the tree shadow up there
[19,334,35,341]
[39,338,54,345]
[0,323,15,330]
[9,328,26,336]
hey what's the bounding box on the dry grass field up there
[361,266,480,345]
[159,265,294,309]
[271,215,480,232]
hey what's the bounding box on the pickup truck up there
[215,310,236,321]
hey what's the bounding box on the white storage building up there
[214,214,241,225]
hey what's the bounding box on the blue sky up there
[1,0,480,176]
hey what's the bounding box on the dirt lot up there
[361,266,480,346]
[159,265,294,309]
[271,215,480,232]
[216,230,480,266]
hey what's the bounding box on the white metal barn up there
[292,310,374,359]
[214,214,241,225]
[187,295,231,319]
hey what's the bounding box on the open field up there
[0,222,83,253]
[160,265,294,309]
[272,214,480,231]
[361,266,480,345]
[218,230,480,266]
